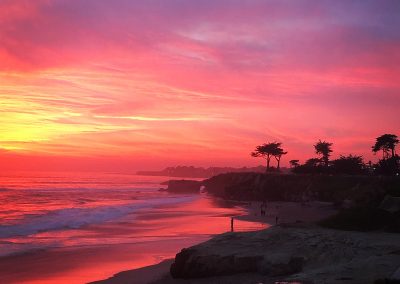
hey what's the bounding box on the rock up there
[342,199,354,209]
[170,248,196,278]
[379,196,400,213]
[169,225,400,282]
[265,257,305,276]
[202,172,400,206]
[234,255,264,272]
[170,249,263,278]
[391,266,400,280]
[166,180,202,193]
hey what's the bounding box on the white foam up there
[0,196,195,238]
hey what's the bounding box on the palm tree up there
[372,134,399,159]
[314,140,333,167]
[251,142,287,171]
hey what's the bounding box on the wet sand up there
[94,260,282,284]
[0,240,189,284]
[94,201,336,284]
[0,196,267,284]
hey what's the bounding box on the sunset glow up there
[1,0,400,171]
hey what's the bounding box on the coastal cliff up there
[165,180,202,193]
[202,172,400,205]
[161,173,400,283]
[169,224,400,283]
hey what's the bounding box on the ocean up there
[0,171,267,283]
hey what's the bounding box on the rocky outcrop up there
[166,180,202,193]
[170,224,400,283]
[391,266,400,280]
[380,195,400,213]
[202,172,400,206]
[170,249,264,278]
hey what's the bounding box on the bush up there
[319,207,400,232]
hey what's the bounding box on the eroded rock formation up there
[170,224,400,283]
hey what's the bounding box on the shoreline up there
[0,194,265,284]
[163,224,400,284]
[93,201,337,284]
[89,259,175,284]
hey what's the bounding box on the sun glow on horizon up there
[0,1,399,170]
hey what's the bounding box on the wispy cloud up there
[0,0,399,169]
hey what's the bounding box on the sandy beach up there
[235,200,337,225]
[3,0,400,283]
[0,189,267,284]
[93,201,337,284]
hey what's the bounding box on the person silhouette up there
[260,201,267,216]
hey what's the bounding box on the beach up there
[93,201,337,284]
[2,1,400,282]
[2,172,397,284]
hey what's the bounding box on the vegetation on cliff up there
[253,133,399,176]
[138,165,267,178]
[202,172,400,232]
[319,206,400,233]
[203,172,399,204]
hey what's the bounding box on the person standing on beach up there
[260,201,267,216]
[264,201,267,216]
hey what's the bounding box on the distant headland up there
[137,165,290,178]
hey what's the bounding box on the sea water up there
[0,171,267,283]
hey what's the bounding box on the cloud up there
[0,0,399,169]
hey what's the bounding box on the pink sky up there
[1,0,399,171]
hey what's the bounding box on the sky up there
[1,0,399,171]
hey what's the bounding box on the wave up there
[0,196,195,238]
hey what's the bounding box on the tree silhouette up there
[331,155,366,175]
[289,159,300,168]
[292,158,322,174]
[372,134,399,159]
[304,158,322,168]
[274,146,288,170]
[314,140,333,167]
[251,142,287,172]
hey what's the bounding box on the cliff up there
[137,166,268,178]
[202,172,400,206]
[170,224,400,283]
[166,180,202,193]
